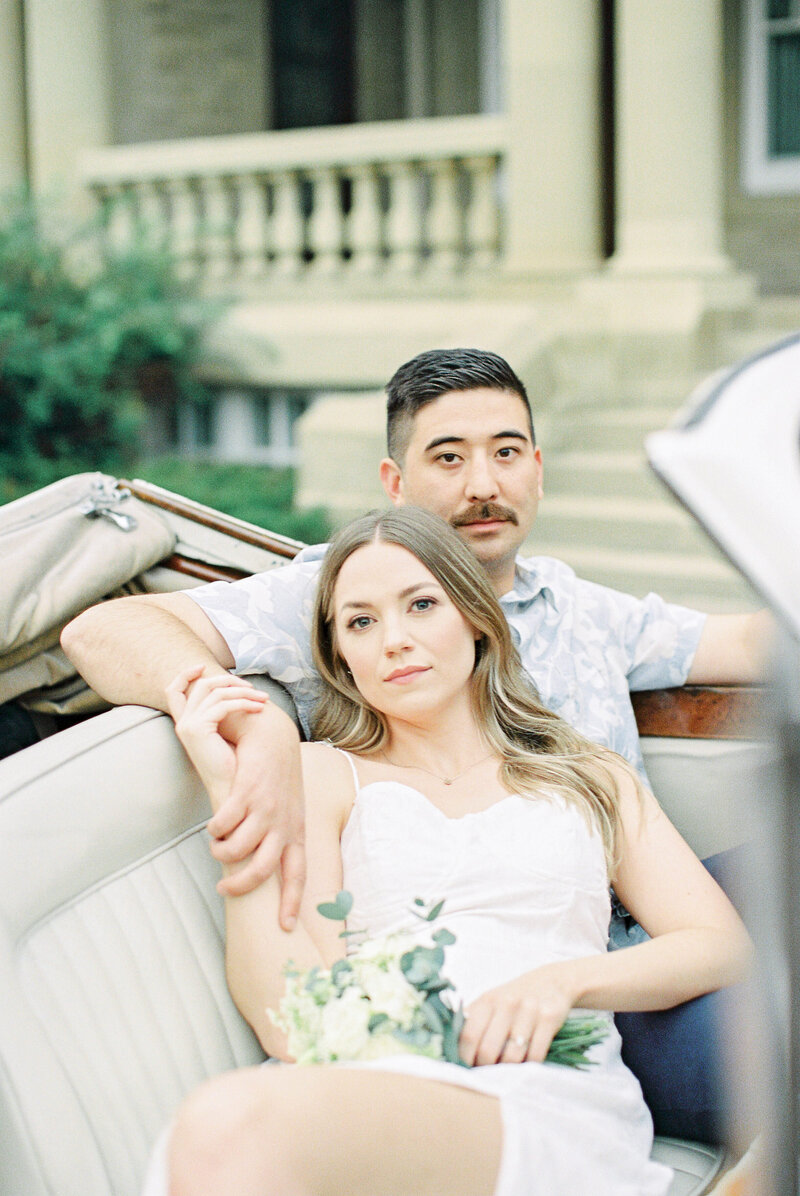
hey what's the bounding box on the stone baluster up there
[271,171,304,275]
[425,158,461,271]
[307,167,342,273]
[166,177,198,279]
[347,164,382,273]
[463,154,500,268]
[384,161,420,274]
[234,173,268,279]
[136,179,167,252]
[103,184,136,257]
[199,175,232,281]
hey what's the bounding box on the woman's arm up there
[460,764,753,1067]
[166,672,351,1056]
[223,741,350,1056]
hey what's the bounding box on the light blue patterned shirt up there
[187,545,705,780]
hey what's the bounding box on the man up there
[62,348,769,931]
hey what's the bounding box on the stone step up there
[543,450,668,500]
[605,375,704,408]
[534,495,714,555]
[543,405,682,453]
[716,326,800,372]
[519,540,758,613]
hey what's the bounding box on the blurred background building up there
[2,0,798,608]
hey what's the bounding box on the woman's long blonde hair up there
[311,507,640,872]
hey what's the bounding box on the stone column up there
[297,392,388,527]
[0,0,27,190]
[24,0,112,196]
[214,391,257,462]
[501,0,603,272]
[612,0,730,272]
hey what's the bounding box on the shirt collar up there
[501,555,560,609]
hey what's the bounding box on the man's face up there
[379,388,543,590]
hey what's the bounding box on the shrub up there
[133,457,331,545]
[0,191,213,502]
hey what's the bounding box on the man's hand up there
[164,665,307,928]
[206,697,306,929]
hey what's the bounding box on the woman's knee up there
[168,1069,293,1196]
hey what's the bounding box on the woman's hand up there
[459,963,576,1067]
[165,667,268,804]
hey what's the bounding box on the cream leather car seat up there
[0,694,732,1196]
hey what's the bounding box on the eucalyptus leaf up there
[442,1006,466,1066]
[420,998,445,1035]
[331,959,353,986]
[316,890,354,921]
[393,1027,432,1050]
[303,966,321,992]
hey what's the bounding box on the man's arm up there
[686,610,774,685]
[61,593,306,923]
[61,591,235,710]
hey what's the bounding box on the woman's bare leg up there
[169,1064,503,1196]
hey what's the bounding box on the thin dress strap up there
[332,746,361,802]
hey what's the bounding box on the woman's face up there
[331,541,479,723]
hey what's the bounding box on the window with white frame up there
[252,390,315,466]
[170,389,315,465]
[743,0,800,192]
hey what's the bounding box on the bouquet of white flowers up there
[271,893,609,1069]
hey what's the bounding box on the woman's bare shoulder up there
[300,741,358,812]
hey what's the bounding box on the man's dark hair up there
[385,347,534,463]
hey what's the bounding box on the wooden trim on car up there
[632,685,767,740]
[161,555,251,584]
[123,479,304,560]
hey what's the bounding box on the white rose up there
[354,932,417,965]
[274,973,328,1063]
[357,961,423,1028]
[321,986,372,1060]
[361,1028,444,1061]
[360,1030,419,1061]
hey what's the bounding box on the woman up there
[156,507,750,1196]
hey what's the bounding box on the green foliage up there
[0,191,212,502]
[540,1015,609,1069]
[133,457,331,545]
[317,890,355,921]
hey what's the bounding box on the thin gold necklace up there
[379,749,496,786]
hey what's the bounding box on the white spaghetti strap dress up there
[337,754,673,1196]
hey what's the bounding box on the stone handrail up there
[81,114,507,283]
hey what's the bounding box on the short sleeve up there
[183,547,326,731]
[613,589,707,692]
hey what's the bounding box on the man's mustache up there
[451,503,518,528]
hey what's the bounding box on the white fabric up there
[339,766,674,1196]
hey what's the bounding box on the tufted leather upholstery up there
[0,693,742,1195]
[0,705,266,1196]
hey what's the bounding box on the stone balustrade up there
[81,115,506,285]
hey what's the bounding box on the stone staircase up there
[524,300,800,613]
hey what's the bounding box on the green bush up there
[133,457,331,546]
[0,191,213,503]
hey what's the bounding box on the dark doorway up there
[272,0,355,129]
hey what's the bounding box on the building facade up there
[2,0,797,607]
